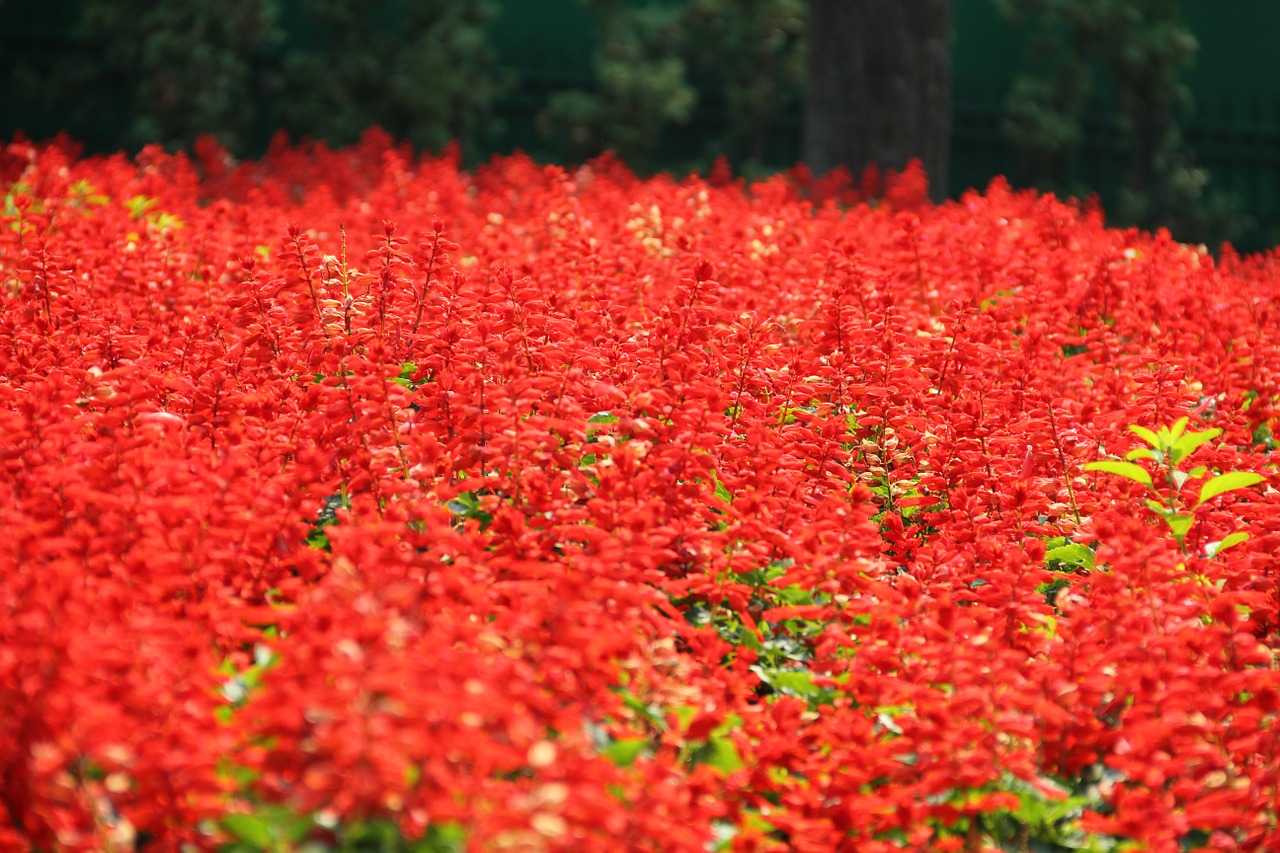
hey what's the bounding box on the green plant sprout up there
[1085,417,1265,556]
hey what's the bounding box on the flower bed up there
[2,131,1278,852]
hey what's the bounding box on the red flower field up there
[2,132,1278,852]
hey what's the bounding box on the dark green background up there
[3,1,1278,247]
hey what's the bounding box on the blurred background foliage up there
[7,0,504,156]
[75,0,279,152]
[995,0,1247,245]
[1,0,1277,249]
[269,0,505,153]
[539,0,699,169]
[538,0,805,172]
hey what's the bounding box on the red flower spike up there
[1,136,1278,851]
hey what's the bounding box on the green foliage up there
[1085,417,1264,554]
[271,0,506,153]
[219,807,465,852]
[599,736,648,767]
[979,771,1129,852]
[597,687,745,777]
[217,643,279,721]
[391,363,420,390]
[684,729,744,774]
[445,490,495,531]
[541,0,803,170]
[995,0,1247,245]
[682,0,806,166]
[305,490,351,549]
[541,0,696,168]
[677,559,845,711]
[1044,539,1097,573]
[3,182,41,237]
[68,0,280,151]
[33,0,503,156]
[1039,535,1097,607]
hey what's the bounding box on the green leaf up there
[587,411,618,424]
[1172,465,1209,489]
[674,704,698,732]
[712,472,733,504]
[1044,542,1095,571]
[699,737,743,774]
[617,692,666,729]
[1164,512,1194,542]
[151,211,184,231]
[222,814,273,847]
[1085,460,1153,488]
[124,194,157,220]
[446,490,494,530]
[1206,531,1250,558]
[304,529,331,549]
[1125,447,1161,463]
[414,822,467,852]
[1196,471,1265,507]
[737,624,763,651]
[1128,424,1161,448]
[601,737,648,767]
[761,669,820,700]
[393,363,425,389]
[1169,428,1220,465]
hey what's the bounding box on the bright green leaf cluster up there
[446,490,496,532]
[1085,417,1264,555]
[220,808,465,852]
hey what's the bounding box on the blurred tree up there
[61,0,279,152]
[541,0,804,173]
[684,0,806,167]
[271,0,506,154]
[29,0,505,157]
[996,0,1245,244]
[803,0,951,198]
[540,0,696,169]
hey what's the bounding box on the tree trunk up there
[804,0,952,200]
